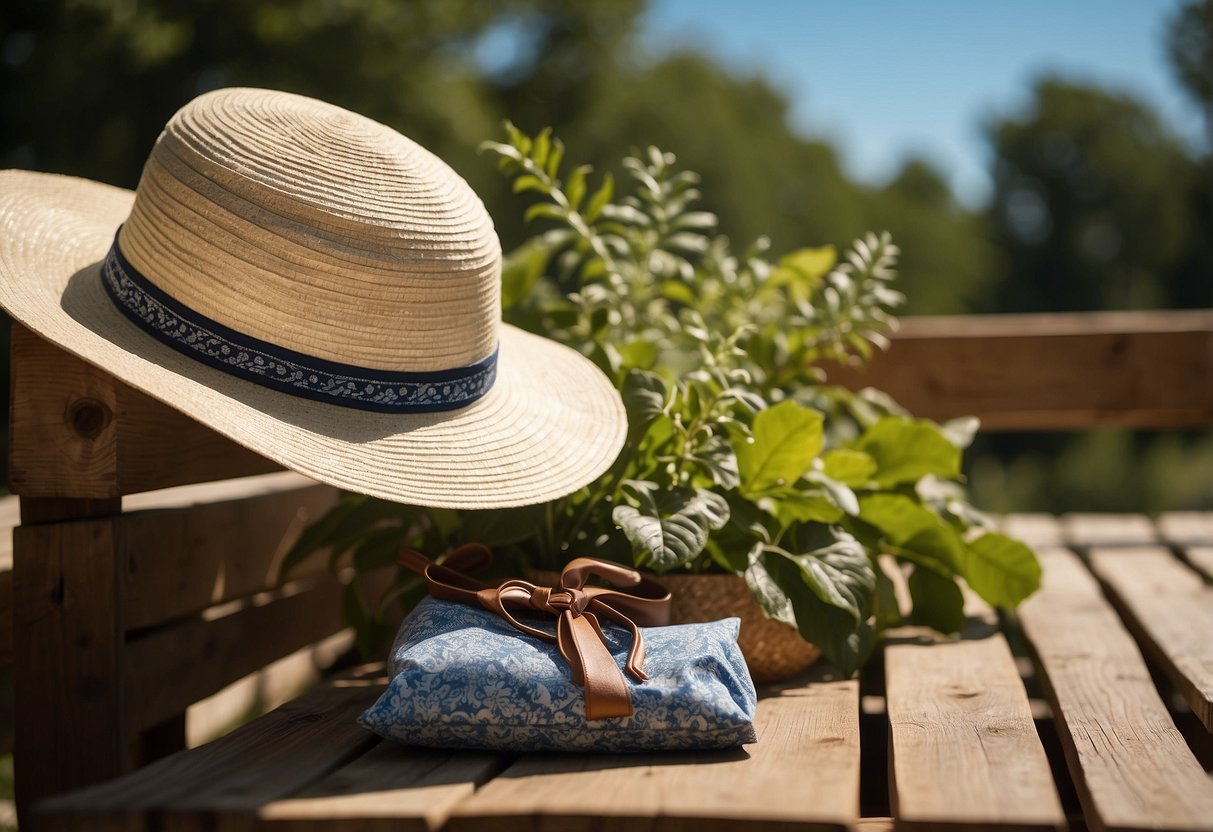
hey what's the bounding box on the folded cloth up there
[359,596,759,752]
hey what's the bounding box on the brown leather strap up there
[397,544,671,720]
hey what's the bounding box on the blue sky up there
[641,0,1204,207]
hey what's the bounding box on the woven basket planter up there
[658,572,820,684]
[530,568,820,684]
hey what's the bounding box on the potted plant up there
[284,126,1041,680]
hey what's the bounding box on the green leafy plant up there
[284,125,1041,674]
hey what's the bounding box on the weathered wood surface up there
[8,324,279,499]
[21,510,1213,832]
[125,576,348,733]
[37,667,393,832]
[1156,512,1213,546]
[828,310,1213,429]
[13,515,128,818]
[1060,513,1159,547]
[447,665,860,832]
[121,479,338,631]
[885,598,1064,832]
[1088,547,1213,732]
[1019,547,1213,832]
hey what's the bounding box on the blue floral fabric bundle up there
[359,596,759,752]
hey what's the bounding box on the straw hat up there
[0,88,626,509]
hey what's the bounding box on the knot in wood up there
[67,398,112,439]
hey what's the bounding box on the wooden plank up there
[0,496,16,665]
[1018,547,1213,832]
[36,666,390,832]
[9,324,121,498]
[827,310,1213,430]
[259,740,502,832]
[885,601,1065,831]
[446,665,861,832]
[186,630,353,747]
[1156,512,1213,546]
[1060,513,1158,547]
[1088,547,1213,732]
[124,576,348,732]
[121,480,338,631]
[1183,547,1213,581]
[8,324,279,499]
[998,514,1063,549]
[13,516,127,819]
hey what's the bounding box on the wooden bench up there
[7,310,1213,831]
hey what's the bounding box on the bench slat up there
[1088,547,1213,732]
[125,577,347,732]
[122,480,338,631]
[885,604,1064,831]
[824,310,1213,429]
[1019,548,1213,832]
[1156,512,1213,546]
[259,739,501,832]
[37,668,386,831]
[997,514,1064,549]
[445,667,860,832]
[1060,513,1158,547]
[1181,546,1213,581]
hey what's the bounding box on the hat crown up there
[118,87,501,372]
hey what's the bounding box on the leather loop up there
[398,546,671,720]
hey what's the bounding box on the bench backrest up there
[7,323,356,813]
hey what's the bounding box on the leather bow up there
[397,544,671,720]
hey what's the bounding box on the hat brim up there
[0,171,626,509]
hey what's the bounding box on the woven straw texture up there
[0,88,626,509]
[660,573,821,684]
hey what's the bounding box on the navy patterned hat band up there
[100,231,498,414]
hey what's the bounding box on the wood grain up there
[13,516,127,819]
[36,667,389,832]
[826,310,1213,430]
[885,602,1064,831]
[1060,513,1158,547]
[1182,547,1213,581]
[997,514,1064,550]
[259,739,502,832]
[124,576,348,732]
[121,481,338,631]
[1019,547,1213,832]
[446,666,861,832]
[1156,512,1213,546]
[8,324,279,499]
[1088,547,1213,731]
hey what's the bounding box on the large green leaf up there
[858,493,946,544]
[779,527,875,621]
[853,417,961,486]
[612,486,730,572]
[961,533,1042,609]
[764,490,844,527]
[759,549,873,676]
[735,400,824,497]
[743,544,796,627]
[693,434,741,489]
[907,566,966,634]
[858,493,964,574]
[821,448,877,486]
[621,370,667,447]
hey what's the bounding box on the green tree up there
[983,78,1199,312]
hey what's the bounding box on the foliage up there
[285,126,1041,675]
